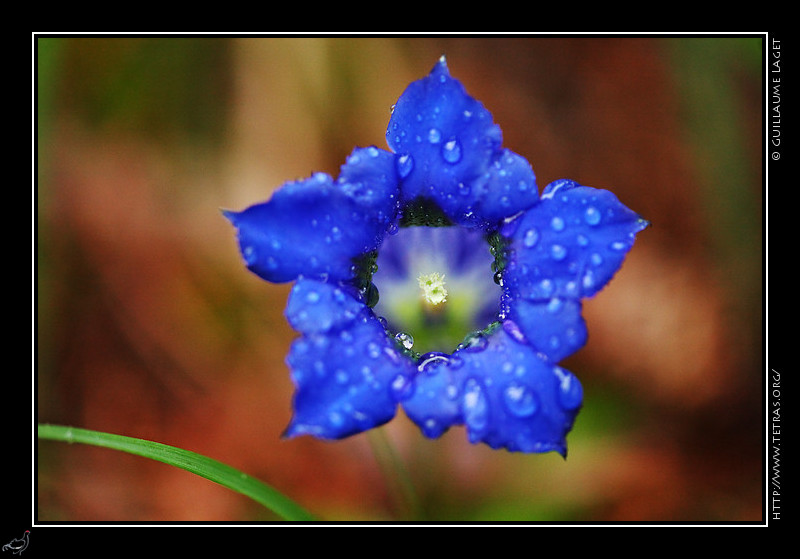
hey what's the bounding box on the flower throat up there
[361,199,507,357]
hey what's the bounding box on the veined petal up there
[387,57,537,229]
[402,323,582,455]
[284,280,415,439]
[501,179,649,301]
[225,147,399,284]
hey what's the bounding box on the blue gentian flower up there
[225,57,648,455]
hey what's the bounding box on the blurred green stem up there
[37,424,316,521]
[367,427,423,520]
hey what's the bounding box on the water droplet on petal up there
[462,378,489,432]
[417,352,450,373]
[305,290,320,303]
[397,153,414,178]
[591,252,604,266]
[584,206,601,225]
[523,228,539,248]
[428,128,442,144]
[539,279,554,297]
[554,367,583,410]
[395,331,414,350]
[550,216,565,231]
[391,373,413,401]
[441,138,462,163]
[503,382,539,417]
[547,298,563,313]
[243,245,257,265]
[459,332,489,352]
[329,411,344,427]
[422,417,440,438]
[550,244,567,261]
[367,342,381,359]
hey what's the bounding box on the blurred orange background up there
[35,36,763,522]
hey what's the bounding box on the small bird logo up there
[2,531,29,555]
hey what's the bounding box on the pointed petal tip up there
[433,54,450,75]
[220,208,238,223]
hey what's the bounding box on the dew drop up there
[441,138,462,164]
[462,379,489,432]
[523,228,539,248]
[584,206,601,225]
[550,244,567,261]
[305,290,320,303]
[546,297,563,313]
[610,241,628,251]
[550,216,565,232]
[423,417,440,438]
[243,245,257,265]
[391,374,413,401]
[554,367,583,411]
[460,332,488,352]
[329,411,345,427]
[397,153,414,178]
[395,331,414,350]
[367,342,381,359]
[539,279,554,297]
[591,252,604,266]
[428,128,442,144]
[417,352,449,373]
[503,382,539,417]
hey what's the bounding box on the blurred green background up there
[35,36,763,522]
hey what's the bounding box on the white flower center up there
[418,272,448,306]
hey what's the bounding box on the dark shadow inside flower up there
[372,225,501,356]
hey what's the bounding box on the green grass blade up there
[37,423,316,521]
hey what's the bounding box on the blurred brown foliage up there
[36,36,763,522]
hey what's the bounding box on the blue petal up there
[336,146,400,215]
[387,57,537,229]
[284,280,415,439]
[224,147,399,284]
[503,299,587,363]
[472,149,539,226]
[285,278,365,334]
[401,352,465,439]
[402,324,583,455]
[501,179,649,301]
